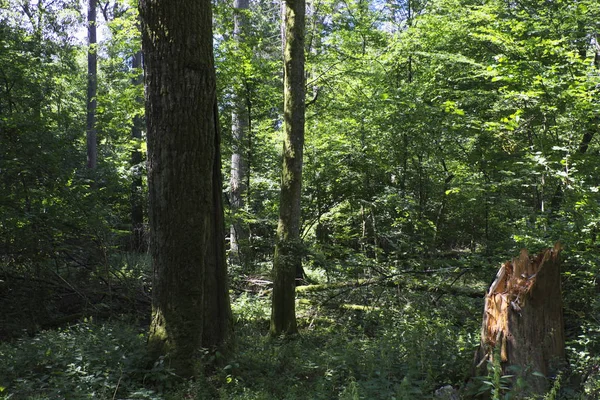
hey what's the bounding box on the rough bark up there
[86,0,97,169]
[203,102,233,350]
[474,243,565,395]
[270,0,305,336]
[140,0,232,377]
[230,0,250,266]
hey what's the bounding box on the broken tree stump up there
[473,243,565,395]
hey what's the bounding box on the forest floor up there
[0,255,596,399]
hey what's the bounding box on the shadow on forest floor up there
[1,258,599,399]
[0,268,485,399]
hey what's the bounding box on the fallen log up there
[473,243,565,395]
[296,273,484,300]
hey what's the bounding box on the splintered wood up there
[474,242,565,394]
[483,248,541,361]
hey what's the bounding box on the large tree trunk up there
[86,0,97,169]
[474,243,565,395]
[270,0,306,336]
[229,0,250,266]
[140,0,232,377]
[203,102,233,350]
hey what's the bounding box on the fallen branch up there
[296,271,484,300]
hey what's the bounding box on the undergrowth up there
[0,281,480,399]
[1,269,598,399]
[0,318,167,399]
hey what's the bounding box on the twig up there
[112,369,123,400]
[433,268,473,303]
[51,270,100,312]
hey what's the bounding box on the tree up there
[86,0,97,169]
[230,0,251,266]
[0,0,97,269]
[130,48,145,251]
[92,2,147,252]
[214,0,285,272]
[474,244,565,395]
[270,0,305,336]
[139,0,232,377]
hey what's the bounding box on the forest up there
[0,0,599,398]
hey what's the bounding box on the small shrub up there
[0,319,173,399]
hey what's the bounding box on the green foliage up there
[0,320,168,399]
[0,271,594,399]
[2,0,600,397]
[214,0,283,271]
[0,1,87,265]
[544,373,563,400]
[198,282,480,399]
[565,322,600,398]
[0,0,144,279]
[470,349,520,400]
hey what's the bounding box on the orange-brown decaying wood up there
[474,242,565,394]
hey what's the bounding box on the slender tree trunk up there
[140,0,232,377]
[578,36,599,155]
[86,0,97,169]
[270,0,305,336]
[130,49,145,251]
[230,0,250,266]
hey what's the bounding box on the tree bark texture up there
[474,243,565,394]
[86,0,97,169]
[270,0,305,336]
[230,0,250,266]
[140,0,232,377]
[203,101,233,350]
